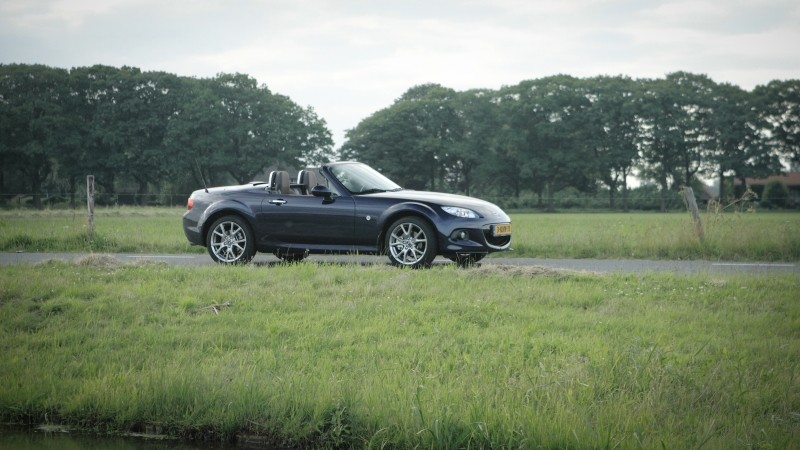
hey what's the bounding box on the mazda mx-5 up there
[182,162,511,268]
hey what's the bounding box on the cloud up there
[2,0,152,29]
[2,0,798,147]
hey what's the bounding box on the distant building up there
[734,173,800,208]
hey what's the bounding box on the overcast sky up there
[2,0,798,148]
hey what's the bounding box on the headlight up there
[442,206,479,218]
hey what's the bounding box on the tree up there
[638,78,688,211]
[705,82,781,202]
[342,103,431,189]
[397,84,462,191]
[0,64,70,208]
[166,73,332,187]
[208,73,278,184]
[68,65,141,198]
[504,76,598,211]
[490,87,534,199]
[111,69,183,203]
[449,89,500,196]
[754,79,800,170]
[342,84,461,190]
[587,76,642,210]
[5,63,798,210]
[164,77,230,187]
[666,72,718,186]
[1,64,334,202]
[291,103,334,167]
[638,73,726,210]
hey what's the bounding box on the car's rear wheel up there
[385,217,437,268]
[206,215,255,264]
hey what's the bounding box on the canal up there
[0,426,246,450]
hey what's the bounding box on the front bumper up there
[442,223,511,254]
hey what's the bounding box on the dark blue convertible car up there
[183,162,511,268]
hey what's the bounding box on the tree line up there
[0,64,332,208]
[2,64,798,210]
[342,74,799,211]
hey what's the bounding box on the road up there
[1,252,797,275]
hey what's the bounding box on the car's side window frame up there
[312,168,342,197]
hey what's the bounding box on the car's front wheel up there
[385,217,437,268]
[206,215,255,264]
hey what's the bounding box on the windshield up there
[329,163,402,194]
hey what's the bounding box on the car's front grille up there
[483,230,511,249]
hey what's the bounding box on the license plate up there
[493,223,512,236]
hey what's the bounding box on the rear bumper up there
[182,215,205,247]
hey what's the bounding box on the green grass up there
[1,258,798,448]
[508,212,800,261]
[0,207,798,261]
[0,207,201,254]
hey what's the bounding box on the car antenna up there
[194,159,209,193]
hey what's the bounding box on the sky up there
[2,0,799,149]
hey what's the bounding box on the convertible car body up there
[182,162,511,267]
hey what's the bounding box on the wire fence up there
[2,190,795,211]
[0,192,191,209]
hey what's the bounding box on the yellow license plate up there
[493,223,512,236]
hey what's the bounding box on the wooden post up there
[87,175,95,238]
[683,186,704,242]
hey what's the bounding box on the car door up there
[351,196,391,246]
[258,192,356,248]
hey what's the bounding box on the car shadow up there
[250,257,476,269]
[251,260,389,268]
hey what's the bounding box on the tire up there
[385,217,437,268]
[206,215,256,264]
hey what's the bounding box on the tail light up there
[187,197,194,210]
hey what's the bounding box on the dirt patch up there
[472,263,585,278]
[74,254,168,268]
[73,253,124,269]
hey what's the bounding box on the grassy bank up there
[1,207,798,261]
[1,258,798,448]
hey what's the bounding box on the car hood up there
[369,190,509,221]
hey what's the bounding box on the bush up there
[760,179,790,209]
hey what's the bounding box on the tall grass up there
[1,208,798,261]
[1,259,798,448]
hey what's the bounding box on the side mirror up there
[311,185,333,200]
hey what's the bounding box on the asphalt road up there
[1,252,797,276]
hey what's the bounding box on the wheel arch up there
[199,201,257,246]
[376,203,439,254]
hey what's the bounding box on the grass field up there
[0,257,798,448]
[511,212,800,261]
[0,207,798,261]
[0,207,198,254]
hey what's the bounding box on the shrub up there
[760,179,790,209]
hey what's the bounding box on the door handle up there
[269,199,287,205]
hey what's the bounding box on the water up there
[0,426,244,450]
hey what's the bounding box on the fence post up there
[87,175,95,238]
[682,186,704,242]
